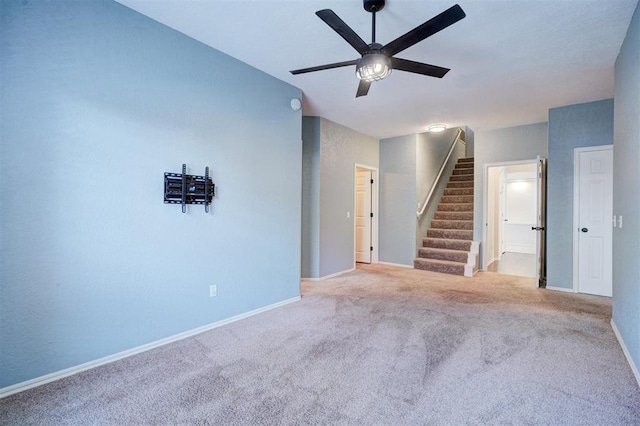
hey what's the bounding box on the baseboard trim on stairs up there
[0,296,301,399]
[378,261,413,269]
[611,319,640,387]
[302,268,355,281]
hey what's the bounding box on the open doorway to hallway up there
[485,162,540,278]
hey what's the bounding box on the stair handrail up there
[416,128,465,219]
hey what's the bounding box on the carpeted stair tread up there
[427,228,473,240]
[441,195,473,204]
[444,187,474,196]
[414,258,465,275]
[458,157,474,163]
[434,211,473,220]
[454,162,474,169]
[423,237,473,251]
[449,174,474,182]
[452,168,474,175]
[447,181,474,189]
[437,203,474,212]
[430,219,473,230]
[418,247,469,263]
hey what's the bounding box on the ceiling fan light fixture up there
[428,124,447,133]
[356,54,392,82]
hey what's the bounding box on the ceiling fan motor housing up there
[363,0,385,13]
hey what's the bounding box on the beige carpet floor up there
[1,264,639,425]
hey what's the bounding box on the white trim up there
[504,245,536,254]
[354,163,379,267]
[378,261,413,269]
[301,267,355,281]
[573,145,613,293]
[611,319,640,387]
[0,296,301,399]
[545,285,575,293]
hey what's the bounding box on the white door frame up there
[482,159,539,271]
[572,145,613,293]
[354,164,379,266]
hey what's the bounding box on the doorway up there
[573,145,613,297]
[484,159,546,284]
[354,164,378,265]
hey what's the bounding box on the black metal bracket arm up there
[164,164,215,213]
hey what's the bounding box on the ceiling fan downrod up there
[364,0,385,44]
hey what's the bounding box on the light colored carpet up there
[2,264,639,425]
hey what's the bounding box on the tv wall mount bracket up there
[164,164,215,213]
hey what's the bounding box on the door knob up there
[581,227,588,233]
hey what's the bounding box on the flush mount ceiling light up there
[428,124,447,133]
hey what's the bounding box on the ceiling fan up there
[290,0,466,97]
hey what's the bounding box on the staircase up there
[414,157,479,277]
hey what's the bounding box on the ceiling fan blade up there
[382,4,466,57]
[391,58,450,78]
[290,60,357,75]
[356,80,371,98]
[316,9,370,55]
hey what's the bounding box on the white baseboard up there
[545,286,575,293]
[378,261,413,269]
[0,296,301,399]
[301,267,355,281]
[505,245,536,254]
[611,319,640,387]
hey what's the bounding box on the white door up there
[576,148,613,297]
[355,171,372,263]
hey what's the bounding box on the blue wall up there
[379,135,417,265]
[546,99,614,289]
[301,117,321,278]
[0,0,302,388]
[319,118,379,277]
[613,2,640,377]
[301,117,379,279]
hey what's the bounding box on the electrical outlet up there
[347,211,350,218]
[209,284,217,298]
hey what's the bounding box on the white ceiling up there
[115,0,637,139]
